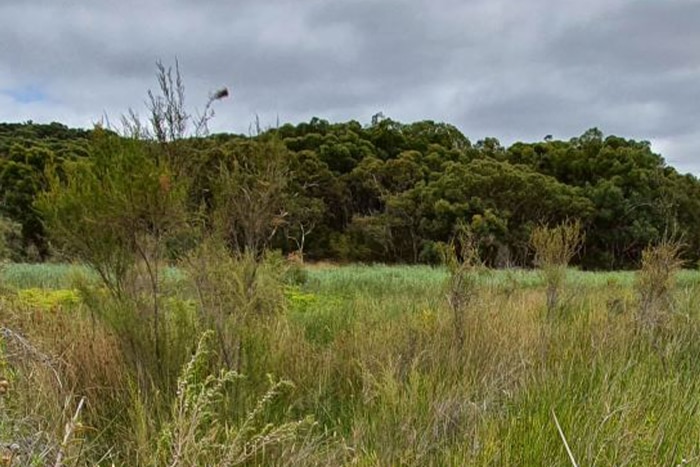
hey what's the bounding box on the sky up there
[1,0,699,174]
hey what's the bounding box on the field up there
[1,262,700,465]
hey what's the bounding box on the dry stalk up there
[54,396,86,467]
[0,327,63,390]
[552,409,579,467]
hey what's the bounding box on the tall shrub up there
[529,219,584,313]
[442,228,484,347]
[636,236,683,329]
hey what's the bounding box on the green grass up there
[0,262,185,290]
[287,264,700,464]
[5,261,698,292]
[1,262,92,289]
[3,262,700,465]
[306,264,700,292]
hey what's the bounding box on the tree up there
[0,215,21,262]
[38,130,189,362]
[36,61,204,372]
[0,144,57,257]
[212,138,290,256]
[3,108,698,270]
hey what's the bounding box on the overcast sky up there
[1,0,699,174]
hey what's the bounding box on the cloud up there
[0,0,698,174]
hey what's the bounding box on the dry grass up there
[1,260,700,465]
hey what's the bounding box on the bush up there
[441,229,484,347]
[149,331,322,466]
[636,236,684,330]
[181,240,287,372]
[284,258,309,286]
[529,219,584,313]
[0,216,22,263]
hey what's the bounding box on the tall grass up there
[2,262,700,464]
[283,264,700,464]
[0,263,185,290]
[5,262,699,293]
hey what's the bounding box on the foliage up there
[211,138,290,256]
[181,239,288,371]
[37,131,188,296]
[441,227,485,347]
[36,131,195,388]
[635,236,684,330]
[530,219,584,312]
[0,123,90,258]
[151,331,318,466]
[2,116,699,268]
[3,264,700,463]
[0,216,21,263]
[16,288,80,311]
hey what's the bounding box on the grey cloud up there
[547,0,700,74]
[0,0,698,174]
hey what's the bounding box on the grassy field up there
[5,261,700,290]
[1,261,700,465]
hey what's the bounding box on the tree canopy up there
[1,119,697,269]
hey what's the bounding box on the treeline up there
[1,118,699,269]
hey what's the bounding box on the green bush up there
[0,215,22,262]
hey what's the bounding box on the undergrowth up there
[0,261,698,465]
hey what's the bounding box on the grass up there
[286,264,700,464]
[2,261,700,464]
[5,261,700,292]
[1,263,92,289]
[0,263,185,290]
[306,263,700,290]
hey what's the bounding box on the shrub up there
[284,253,309,286]
[149,331,321,466]
[441,229,484,347]
[0,216,21,263]
[529,219,584,313]
[181,239,287,373]
[636,236,684,330]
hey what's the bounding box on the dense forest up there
[1,118,699,269]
